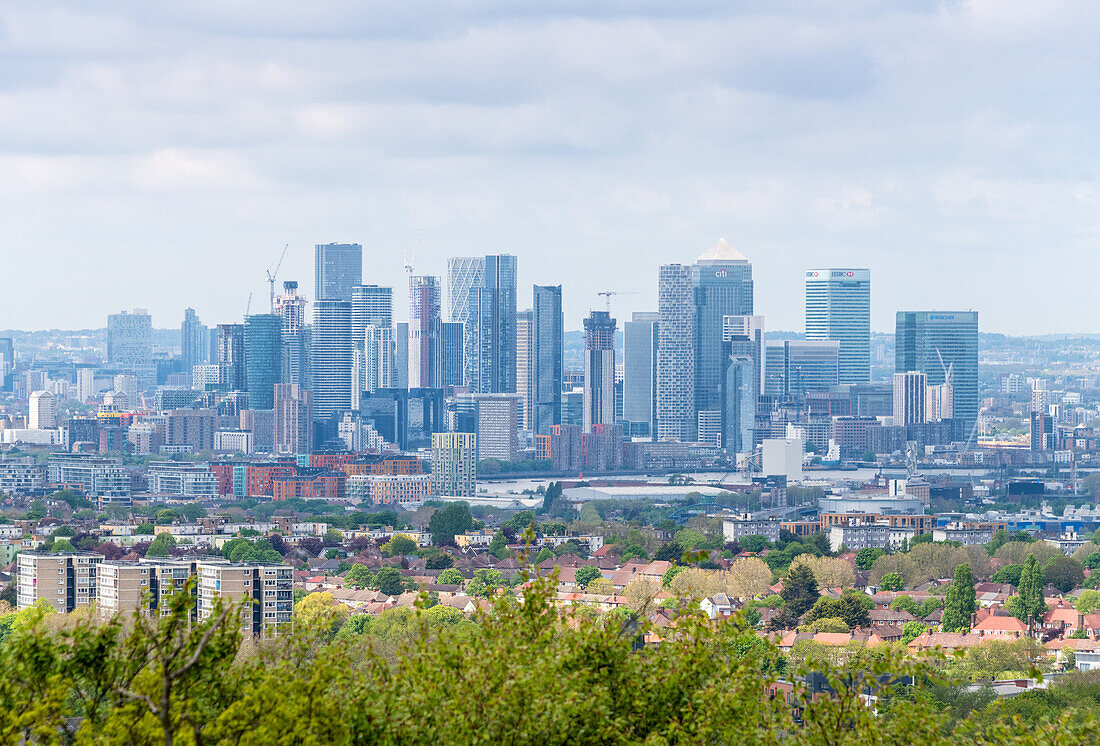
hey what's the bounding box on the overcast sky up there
[2,1,1098,334]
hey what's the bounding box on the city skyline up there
[3,3,1098,335]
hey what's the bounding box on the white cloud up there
[0,1,1098,334]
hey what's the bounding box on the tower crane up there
[596,289,638,312]
[404,230,422,275]
[266,243,290,313]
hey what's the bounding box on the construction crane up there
[403,230,422,275]
[935,348,954,385]
[245,291,253,317]
[597,289,638,312]
[266,243,290,313]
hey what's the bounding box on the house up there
[868,608,916,628]
[700,593,738,619]
[972,614,1028,639]
[907,631,984,654]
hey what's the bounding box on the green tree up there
[24,500,46,521]
[890,596,919,615]
[901,620,926,644]
[382,534,419,557]
[855,547,885,571]
[372,566,407,596]
[941,563,976,633]
[541,481,563,514]
[1043,555,1085,593]
[437,568,464,586]
[739,535,770,553]
[295,591,350,638]
[1083,551,1100,570]
[781,563,820,618]
[429,502,474,546]
[533,546,554,564]
[662,564,686,588]
[574,565,602,590]
[50,538,76,553]
[654,541,685,562]
[344,564,374,589]
[992,563,1024,586]
[804,595,870,630]
[466,568,505,598]
[879,572,904,591]
[1016,553,1047,623]
[134,522,155,535]
[487,530,510,559]
[1075,589,1100,615]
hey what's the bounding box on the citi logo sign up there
[715,270,727,277]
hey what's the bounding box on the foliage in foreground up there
[0,572,1099,745]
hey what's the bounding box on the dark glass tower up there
[244,314,282,410]
[693,239,753,433]
[895,311,979,438]
[532,285,563,435]
[314,243,363,302]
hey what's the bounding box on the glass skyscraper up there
[623,311,658,438]
[244,314,282,410]
[895,311,979,437]
[764,340,840,399]
[532,285,563,436]
[693,239,753,441]
[582,310,616,433]
[314,243,362,302]
[805,268,870,384]
[657,264,696,441]
[216,323,246,392]
[447,254,517,394]
[310,299,353,425]
[180,308,209,369]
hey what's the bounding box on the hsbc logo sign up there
[806,270,858,278]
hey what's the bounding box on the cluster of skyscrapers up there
[6,237,978,468]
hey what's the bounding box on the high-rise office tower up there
[76,368,95,404]
[657,264,696,441]
[516,309,533,430]
[720,351,756,454]
[363,325,394,393]
[351,285,393,339]
[895,311,979,437]
[0,337,13,379]
[437,321,465,388]
[216,323,247,392]
[352,284,393,395]
[180,308,209,369]
[582,310,617,433]
[107,309,153,380]
[394,322,409,389]
[274,383,313,454]
[763,340,840,399]
[723,315,765,400]
[531,285,563,436]
[29,390,56,429]
[805,269,870,384]
[274,281,307,385]
[893,371,928,426]
[408,275,441,389]
[310,299,353,424]
[447,254,518,393]
[623,311,658,438]
[314,243,362,302]
[693,240,754,438]
[244,314,282,410]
